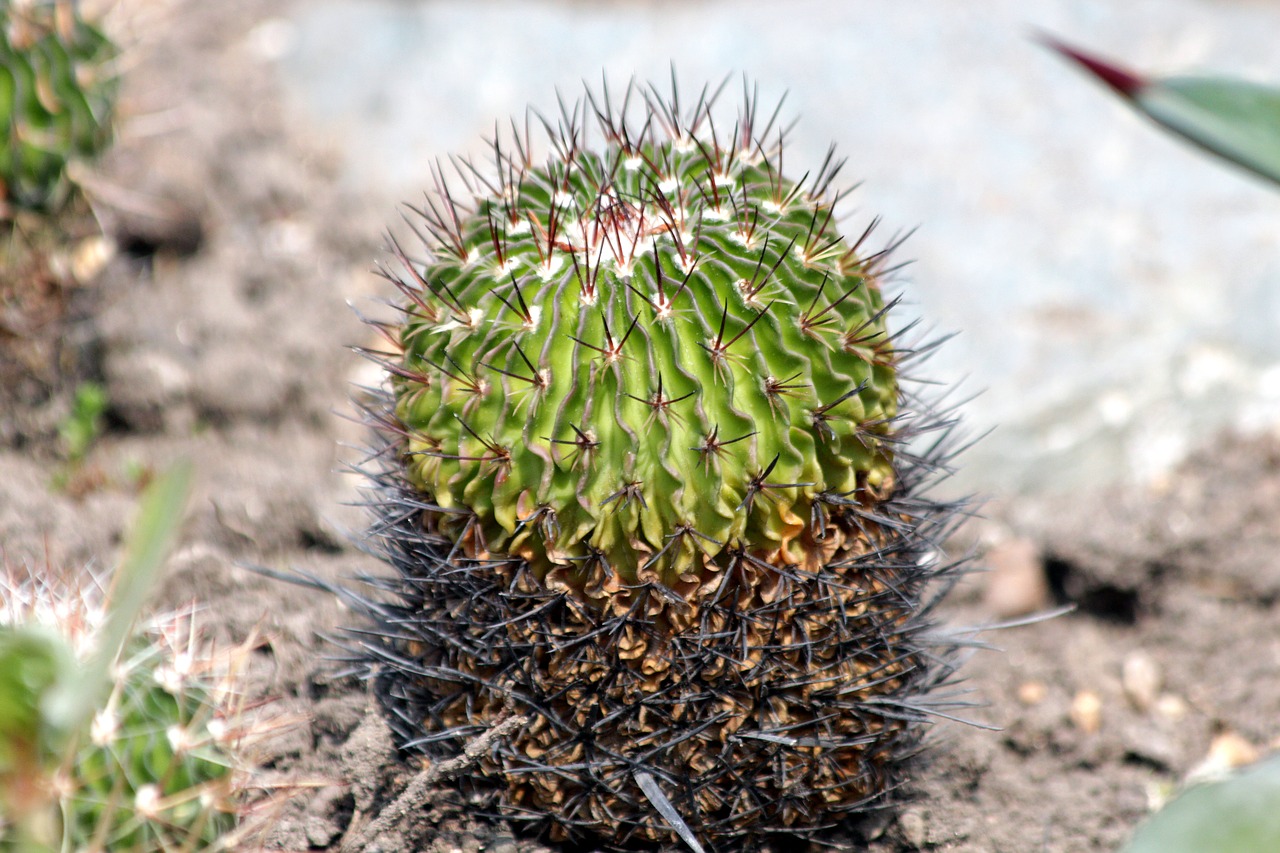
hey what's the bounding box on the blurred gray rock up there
[274,0,1280,497]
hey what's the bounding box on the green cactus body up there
[396,105,899,595]
[1,0,116,211]
[356,77,966,849]
[63,630,238,851]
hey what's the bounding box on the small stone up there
[341,709,397,812]
[1184,731,1258,786]
[485,837,519,853]
[1154,694,1188,721]
[1070,689,1102,734]
[1017,680,1048,706]
[310,785,352,821]
[69,235,115,283]
[983,537,1050,618]
[1122,652,1162,711]
[899,807,928,848]
[1208,731,1259,771]
[860,808,895,841]
[104,347,195,431]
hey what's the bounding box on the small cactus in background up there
[0,465,269,851]
[0,0,117,213]
[346,76,969,849]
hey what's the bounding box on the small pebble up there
[1208,731,1259,770]
[898,808,928,848]
[1185,731,1258,785]
[1154,694,1187,722]
[1017,680,1047,705]
[1122,652,1162,711]
[983,537,1050,618]
[69,235,115,283]
[1070,689,1102,734]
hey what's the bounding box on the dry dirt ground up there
[2,2,1278,851]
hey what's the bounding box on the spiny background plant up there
[343,74,969,850]
[0,464,274,852]
[1,0,117,214]
[1042,35,1280,190]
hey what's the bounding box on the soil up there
[2,2,1277,852]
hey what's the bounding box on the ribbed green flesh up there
[396,139,898,587]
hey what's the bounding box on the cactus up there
[347,76,968,849]
[1,0,117,212]
[0,609,245,851]
[0,465,264,851]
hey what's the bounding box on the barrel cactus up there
[1,0,117,212]
[349,76,968,849]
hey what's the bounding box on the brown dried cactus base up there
[349,413,968,851]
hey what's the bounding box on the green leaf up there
[1122,754,1280,853]
[1042,35,1280,188]
[42,461,194,735]
[1138,76,1280,188]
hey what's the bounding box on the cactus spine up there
[350,76,967,849]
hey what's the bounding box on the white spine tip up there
[90,708,119,746]
[135,784,162,819]
[537,255,564,281]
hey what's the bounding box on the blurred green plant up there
[58,381,106,463]
[1042,35,1280,190]
[1120,754,1280,853]
[1,0,118,214]
[0,462,267,851]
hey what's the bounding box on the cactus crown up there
[391,75,907,599]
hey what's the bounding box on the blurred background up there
[255,0,1280,497]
